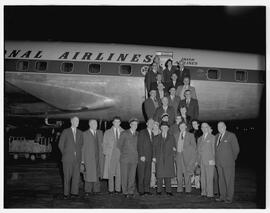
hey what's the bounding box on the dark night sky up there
[4,6,266,54]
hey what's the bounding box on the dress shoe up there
[139,192,145,196]
[124,194,129,198]
[63,195,69,200]
[109,191,114,195]
[166,192,173,196]
[225,200,232,204]
[70,194,79,198]
[129,194,135,198]
[145,192,153,195]
[215,198,225,202]
[84,193,91,197]
[114,191,121,195]
[157,192,162,195]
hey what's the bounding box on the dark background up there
[4,5,266,208]
[4,6,266,55]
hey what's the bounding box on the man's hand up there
[80,163,85,173]
[209,160,215,166]
[140,156,146,162]
[152,158,156,163]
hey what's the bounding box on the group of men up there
[58,56,239,204]
[143,57,199,130]
[58,115,240,204]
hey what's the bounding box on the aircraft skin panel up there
[4,41,265,121]
[5,41,265,70]
[5,71,263,121]
[193,80,263,120]
[5,72,145,120]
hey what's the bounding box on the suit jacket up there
[181,115,192,131]
[118,129,138,163]
[190,128,202,143]
[153,105,176,126]
[144,97,159,120]
[102,127,124,179]
[215,131,240,167]
[167,80,181,91]
[150,81,165,91]
[163,66,178,83]
[58,127,83,163]
[176,85,197,100]
[175,68,190,85]
[167,95,181,116]
[197,133,215,166]
[169,123,179,136]
[82,129,104,182]
[153,133,176,178]
[137,128,153,162]
[145,70,157,92]
[174,131,197,173]
[156,90,169,106]
[179,98,199,120]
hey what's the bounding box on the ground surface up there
[4,159,258,209]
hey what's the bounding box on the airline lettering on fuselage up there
[6,50,43,59]
[5,49,154,63]
[181,57,198,65]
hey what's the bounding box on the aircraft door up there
[155,51,174,69]
[144,51,174,99]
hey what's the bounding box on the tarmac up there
[4,158,260,209]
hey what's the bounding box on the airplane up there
[4,41,265,123]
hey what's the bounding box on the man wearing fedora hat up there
[153,121,176,196]
[118,118,139,198]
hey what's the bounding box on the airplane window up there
[235,70,248,82]
[61,62,74,73]
[259,71,265,83]
[119,65,132,75]
[16,61,28,71]
[35,61,47,71]
[88,64,101,74]
[207,69,220,80]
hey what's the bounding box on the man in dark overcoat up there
[137,118,154,196]
[81,119,104,196]
[153,121,176,196]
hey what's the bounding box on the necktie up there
[181,132,184,140]
[116,129,119,140]
[186,99,190,106]
[163,133,166,139]
[73,128,76,142]
[93,130,96,137]
[217,134,222,146]
[149,130,152,141]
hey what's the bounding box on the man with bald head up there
[197,122,215,198]
[81,119,104,196]
[59,116,83,199]
[215,122,240,204]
